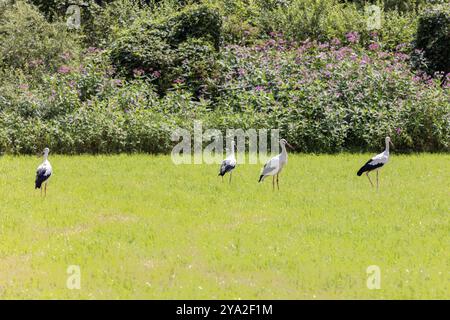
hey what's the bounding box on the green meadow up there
[0,154,448,299]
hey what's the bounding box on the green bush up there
[380,10,418,50]
[0,125,7,154]
[28,0,67,20]
[0,1,80,73]
[79,0,142,47]
[110,25,173,69]
[415,5,450,74]
[260,0,364,42]
[171,38,221,97]
[163,4,223,50]
[109,3,222,95]
[343,0,447,12]
[0,50,116,119]
[210,0,421,51]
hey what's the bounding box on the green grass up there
[0,154,448,299]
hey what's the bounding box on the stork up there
[258,139,293,190]
[35,147,53,196]
[218,140,236,183]
[357,136,394,190]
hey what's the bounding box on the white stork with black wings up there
[218,141,236,183]
[35,147,53,196]
[357,136,394,189]
[258,138,293,190]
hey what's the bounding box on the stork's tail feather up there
[258,175,264,182]
[35,174,47,189]
[357,166,367,176]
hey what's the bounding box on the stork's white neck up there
[228,144,235,159]
[385,141,390,154]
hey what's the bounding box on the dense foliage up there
[109,3,222,94]
[416,5,450,76]
[0,0,448,154]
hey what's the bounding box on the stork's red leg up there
[366,172,374,188]
[376,170,379,190]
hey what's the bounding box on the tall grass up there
[0,154,448,298]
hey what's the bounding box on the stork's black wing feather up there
[35,168,51,189]
[219,160,236,176]
[357,159,384,176]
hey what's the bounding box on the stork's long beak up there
[390,141,395,148]
[286,142,294,150]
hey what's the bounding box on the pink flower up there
[345,31,360,44]
[331,38,341,46]
[61,52,71,61]
[377,52,389,59]
[368,42,380,51]
[237,68,246,76]
[19,84,29,90]
[58,66,71,74]
[133,68,145,77]
[318,42,329,49]
[87,47,102,54]
[394,52,410,61]
[152,70,161,78]
[360,55,371,65]
[266,39,276,47]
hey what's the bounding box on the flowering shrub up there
[0,1,448,154]
[215,35,449,152]
[0,1,80,72]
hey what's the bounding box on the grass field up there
[0,154,448,299]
